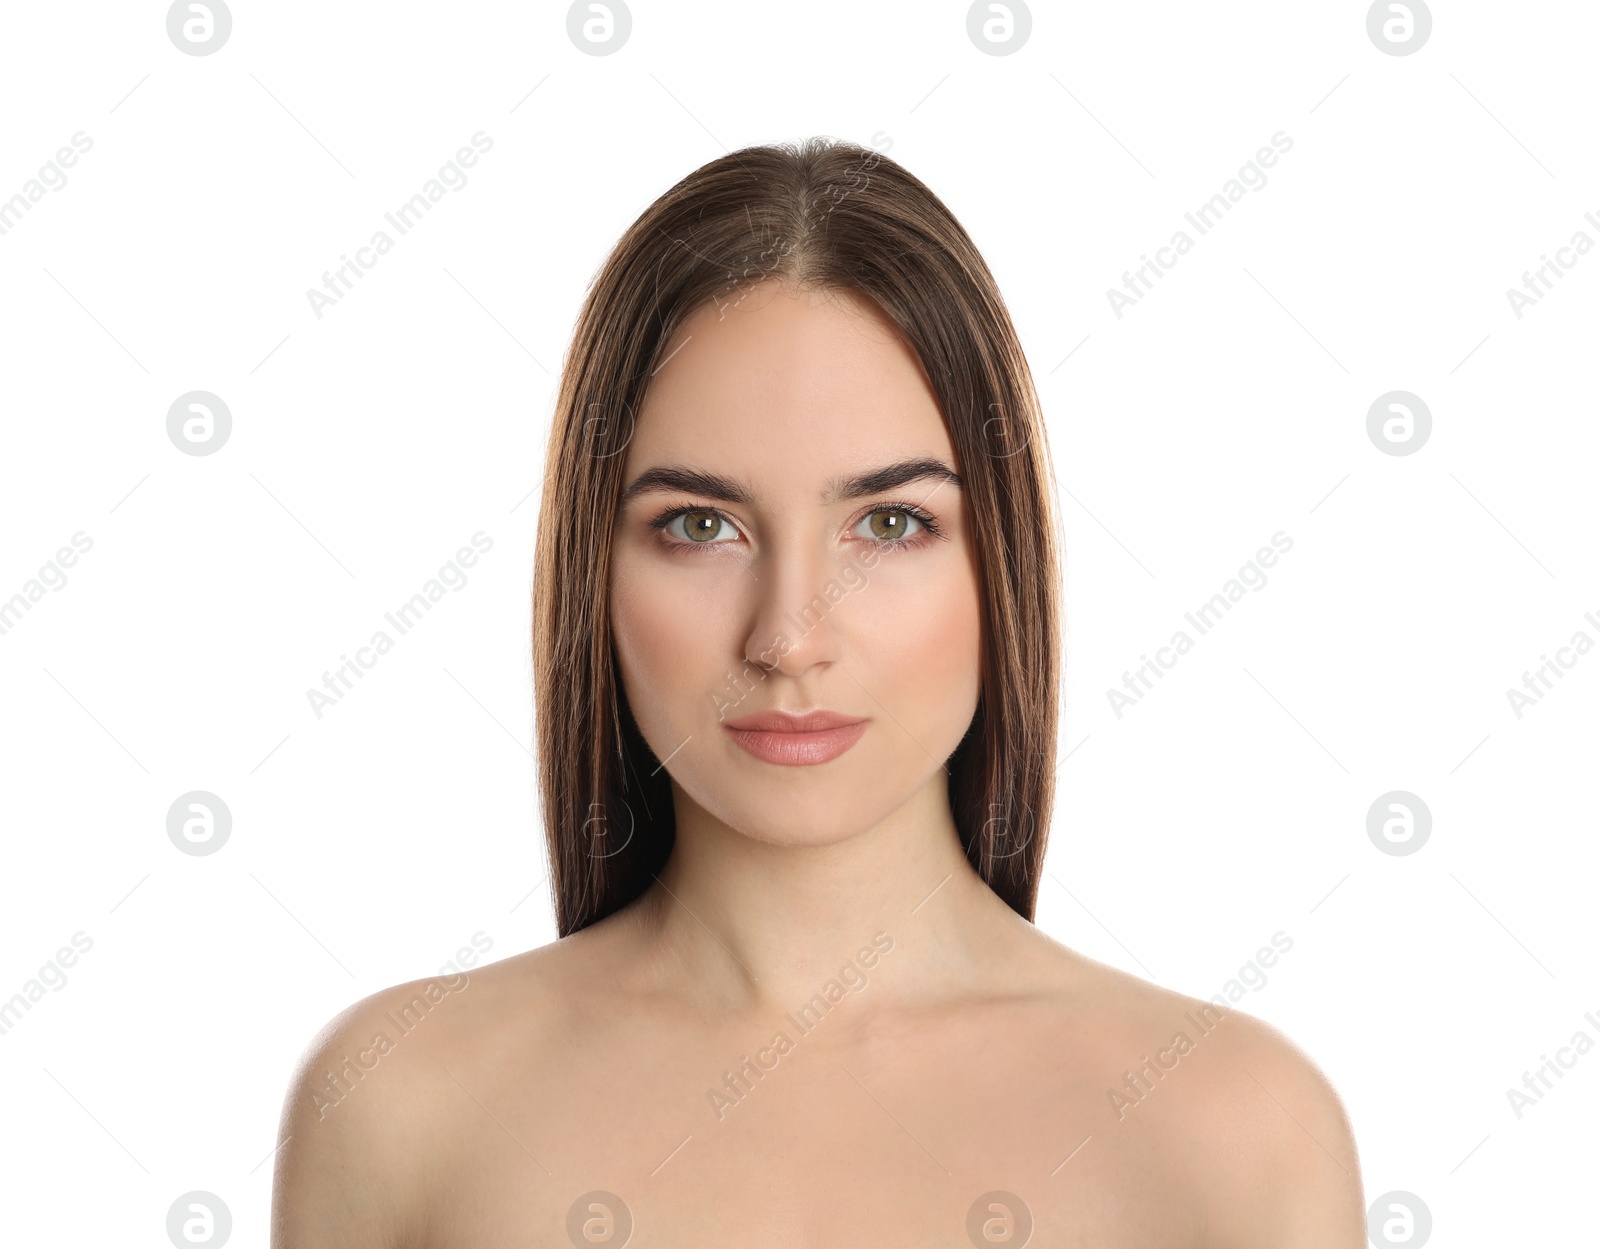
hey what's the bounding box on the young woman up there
[272,138,1364,1247]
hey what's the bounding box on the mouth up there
[721,708,869,767]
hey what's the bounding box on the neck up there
[633,772,1029,1015]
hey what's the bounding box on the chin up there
[682,773,907,849]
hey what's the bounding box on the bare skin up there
[272,281,1364,1248]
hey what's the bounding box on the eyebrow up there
[617,456,963,509]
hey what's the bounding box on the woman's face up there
[609,279,983,847]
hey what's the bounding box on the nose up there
[742,530,847,678]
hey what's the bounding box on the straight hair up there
[533,137,1061,937]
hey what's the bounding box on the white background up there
[0,1,1595,1245]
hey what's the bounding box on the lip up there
[722,708,868,767]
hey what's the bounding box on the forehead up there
[627,281,954,484]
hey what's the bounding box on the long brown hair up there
[533,137,1061,938]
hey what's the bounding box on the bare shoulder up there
[1186,1001,1365,1247]
[1035,941,1364,1247]
[268,938,596,1249]
[270,976,452,1249]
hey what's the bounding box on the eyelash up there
[645,498,945,555]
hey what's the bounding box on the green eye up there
[854,508,926,543]
[666,508,739,543]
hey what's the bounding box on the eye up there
[660,507,741,544]
[852,506,933,545]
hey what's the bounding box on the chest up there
[417,1018,1207,1248]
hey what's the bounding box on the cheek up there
[610,551,721,737]
[857,556,983,731]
